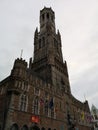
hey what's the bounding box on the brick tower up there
[31,7,71,94]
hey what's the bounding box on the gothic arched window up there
[19,94,28,112]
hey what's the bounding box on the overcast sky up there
[0,0,98,109]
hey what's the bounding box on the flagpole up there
[20,49,23,59]
[84,93,86,101]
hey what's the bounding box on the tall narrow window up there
[51,108,54,118]
[44,99,48,116]
[51,16,54,22]
[47,13,49,19]
[39,39,41,48]
[42,37,45,47]
[19,94,28,111]
[33,96,39,115]
[42,14,45,21]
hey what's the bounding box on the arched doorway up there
[10,123,19,130]
[30,125,40,130]
[22,125,28,130]
[48,128,51,130]
[41,127,45,130]
[0,125,1,130]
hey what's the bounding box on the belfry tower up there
[31,7,71,94]
[0,7,91,130]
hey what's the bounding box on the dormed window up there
[19,94,28,112]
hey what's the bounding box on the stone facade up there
[0,7,92,130]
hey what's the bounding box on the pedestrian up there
[75,126,78,130]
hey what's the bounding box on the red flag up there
[40,98,44,106]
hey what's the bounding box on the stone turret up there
[11,58,27,79]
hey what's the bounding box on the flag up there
[87,114,94,123]
[81,111,84,120]
[49,98,53,109]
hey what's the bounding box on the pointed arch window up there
[19,94,28,111]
